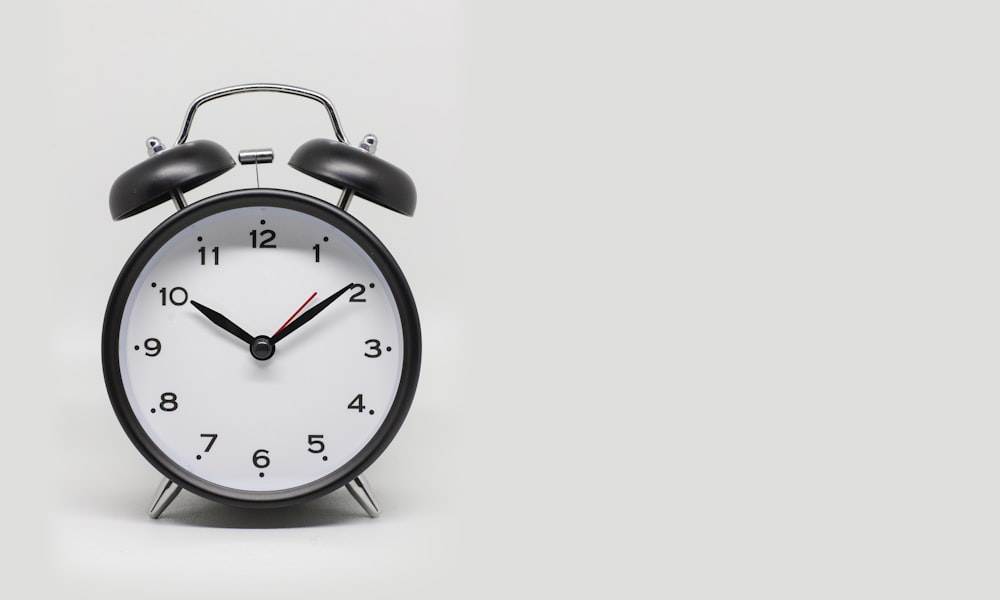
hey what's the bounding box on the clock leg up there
[345,474,381,518]
[147,477,182,519]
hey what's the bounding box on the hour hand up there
[190,300,255,345]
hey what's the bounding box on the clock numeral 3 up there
[159,286,188,306]
[253,449,271,469]
[250,229,276,249]
[159,393,178,412]
[364,339,382,358]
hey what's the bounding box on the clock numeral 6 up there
[159,393,178,412]
[159,286,188,306]
[253,449,271,469]
[307,435,325,454]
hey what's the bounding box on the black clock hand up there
[271,283,358,344]
[190,300,255,345]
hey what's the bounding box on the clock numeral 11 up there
[198,246,219,265]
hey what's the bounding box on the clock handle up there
[174,83,351,146]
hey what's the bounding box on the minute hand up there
[271,283,359,344]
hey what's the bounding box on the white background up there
[2,1,999,597]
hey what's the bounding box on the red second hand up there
[273,292,318,337]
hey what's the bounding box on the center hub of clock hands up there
[189,282,359,361]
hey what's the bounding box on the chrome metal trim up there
[148,477,181,519]
[346,474,381,518]
[175,83,350,146]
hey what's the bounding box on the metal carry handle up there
[174,83,350,146]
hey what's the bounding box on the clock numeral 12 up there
[250,229,276,248]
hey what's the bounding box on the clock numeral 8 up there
[253,449,271,469]
[159,393,178,412]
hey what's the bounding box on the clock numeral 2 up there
[350,284,367,302]
[250,229,276,249]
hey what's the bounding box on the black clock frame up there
[102,188,421,508]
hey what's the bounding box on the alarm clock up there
[102,84,421,519]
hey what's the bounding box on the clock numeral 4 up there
[348,394,366,413]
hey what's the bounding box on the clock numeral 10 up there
[159,286,188,306]
[198,246,219,265]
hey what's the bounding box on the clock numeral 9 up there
[143,338,161,356]
[250,229,276,249]
[348,394,366,412]
[159,393,178,412]
[159,286,188,306]
[307,435,325,454]
[364,339,382,358]
[198,246,219,266]
[253,449,271,469]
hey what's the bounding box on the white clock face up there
[110,195,413,495]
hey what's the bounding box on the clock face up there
[103,189,420,505]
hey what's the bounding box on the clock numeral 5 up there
[307,435,325,454]
[159,286,188,306]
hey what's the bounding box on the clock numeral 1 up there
[253,449,271,469]
[307,435,325,454]
[313,243,321,263]
[250,229,276,248]
[159,286,188,306]
[159,393,178,412]
[198,246,219,265]
[348,394,366,412]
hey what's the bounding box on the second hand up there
[273,292,318,337]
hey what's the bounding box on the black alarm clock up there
[102,84,421,519]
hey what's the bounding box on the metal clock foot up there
[346,474,381,518]
[148,477,181,519]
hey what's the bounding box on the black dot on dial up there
[196,455,202,460]
[151,282,157,288]
[369,283,375,288]
[386,346,392,352]
[197,236,203,242]
[134,345,140,351]
[260,219,266,225]
[323,236,329,242]
[369,409,375,415]
[322,456,328,461]
[150,408,156,413]
[259,472,265,478]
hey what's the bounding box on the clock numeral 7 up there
[200,433,218,452]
